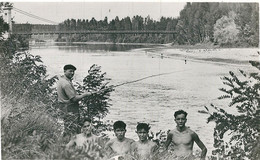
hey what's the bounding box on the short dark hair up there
[174,110,188,118]
[64,64,76,71]
[83,117,92,123]
[113,121,126,130]
[136,123,150,132]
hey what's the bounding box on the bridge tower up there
[3,5,13,34]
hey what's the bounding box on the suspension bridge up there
[3,6,176,36]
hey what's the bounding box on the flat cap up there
[63,64,77,70]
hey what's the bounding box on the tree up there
[108,19,117,42]
[235,3,259,47]
[175,20,189,44]
[122,16,132,30]
[114,16,121,30]
[102,16,108,30]
[132,15,144,30]
[144,16,155,30]
[89,17,97,30]
[213,11,239,46]
[205,60,260,159]
[76,64,114,121]
[165,20,175,43]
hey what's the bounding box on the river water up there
[29,43,258,155]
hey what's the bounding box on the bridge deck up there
[12,30,176,35]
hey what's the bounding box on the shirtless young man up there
[105,121,134,158]
[66,117,100,150]
[165,110,207,160]
[131,123,158,160]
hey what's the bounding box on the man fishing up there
[57,64,104,137]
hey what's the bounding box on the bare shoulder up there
[186,128,199,138]
[149,140,158,147]
[131,141,138,147]
[106,138,116,145]
[125,138,135,143]
[186,127,195,133]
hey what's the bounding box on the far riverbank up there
[31,41,259,66]
[136,45,259,66]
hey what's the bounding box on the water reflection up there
[55,43,155,52]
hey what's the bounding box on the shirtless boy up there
[66,117,100,150]
[105,121,135,158]
[131,123,158,160]
[165,110,207,160]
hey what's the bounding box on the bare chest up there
[111,141,131,154]
[172,131,193,145]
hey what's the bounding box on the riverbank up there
[139,45,259,66]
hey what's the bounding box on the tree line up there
[56,2,259,47]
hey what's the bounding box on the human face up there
[175,114,187,128]
[137,128,148,142]
[64,69,75,80]
[81,121,92,136]
[114,128,126,141]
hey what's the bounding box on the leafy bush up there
[1,33,60,159]
[205,60,260,159]
[75,64,114,121]
[1,3,115,158]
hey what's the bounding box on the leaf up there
[204,106,209,111]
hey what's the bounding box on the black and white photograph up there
[1,0,259,159]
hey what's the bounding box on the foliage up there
[1,7,60,157]
[49,136,109,160]
[235,3,259,47]
[1,101,62,159]
[176,2,259,46]
[1,3,115,159]
[75,64,114,121]
[213,11,239,46]
[205,60,260,159]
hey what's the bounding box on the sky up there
[5,0,258,25]
[10,1,187,25]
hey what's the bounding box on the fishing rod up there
[111,69,190,88]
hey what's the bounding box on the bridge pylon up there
[3,5,13,37]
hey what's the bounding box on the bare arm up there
[129,142,136,155]
[71,88,109,102]
[193,133,207,160]
[151,143,159,158]
[104,140,114,157]
[71,91,91,102]
[66,137,76,149]
[165,132,173,150]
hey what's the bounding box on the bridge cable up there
[13,7,58,24]
[13,9,56,24]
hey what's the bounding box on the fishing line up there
[111,69,190,88]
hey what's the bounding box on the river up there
[29,42,258,155]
